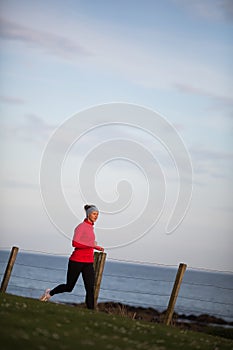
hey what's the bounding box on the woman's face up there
[88,211,99,223]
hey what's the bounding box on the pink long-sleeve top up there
[69,219,102,263]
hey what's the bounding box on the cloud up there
[0,114,56,145]
[0,95,25,105]
[175,83,233,107]
[71,15,231,100]
[221,0,233,21]
[0,8,231,103]
[210,205,233,212]
[0,17,92,59]
[190,147,233,181]
[175,0,233,22]
[0,179,38,190]
[191,147,233,162]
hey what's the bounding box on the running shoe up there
[39,288,51,301]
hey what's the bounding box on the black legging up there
[50,260,95,309]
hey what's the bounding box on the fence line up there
[1,261,233,297]
[0,248,233,322]
[1,261,232,292]
[8,261,67,271]
[100,286,171,298]
[102,272,233,291]
[1,270,232,294]
[2,247,233,274]
[106,257,233,275]
[6,271,233,308]
[0,254,233,290]
[1,257,233,294]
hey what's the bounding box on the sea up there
[0,250,232,323]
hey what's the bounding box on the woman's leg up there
[82,263,95,309]
[50,260,83,296]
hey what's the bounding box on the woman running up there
[40,204,104,309]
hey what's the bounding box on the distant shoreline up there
[69,301,233,330]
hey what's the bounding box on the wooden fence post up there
[94,251,106,309]
[0,246,19,293]
[164,263,187,326]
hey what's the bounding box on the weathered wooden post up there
[164,263,187,326]
[0,246,19,293]
[94,251,106,309]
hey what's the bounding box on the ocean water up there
[0,250,232,322]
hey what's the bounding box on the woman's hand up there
[95,244,104,252]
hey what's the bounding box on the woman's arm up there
[73,240,104,251]
[72,240,90,249]
[94,244,104,252]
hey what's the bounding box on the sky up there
[0,0,232,271]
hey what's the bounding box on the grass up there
[0,293,233,350]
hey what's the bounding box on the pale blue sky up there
[0,0,232,271]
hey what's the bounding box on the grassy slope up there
[0,294,232,350]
